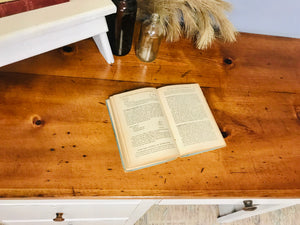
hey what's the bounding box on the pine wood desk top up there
[0,33,299,198]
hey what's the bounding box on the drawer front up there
[0,205,56,221]
[0,219,127,225]
[0,200,141,221]
[55,202,139,219]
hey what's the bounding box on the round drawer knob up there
[242,200,257,211]
[53,212,65,222]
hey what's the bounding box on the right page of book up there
[158,83,226,156]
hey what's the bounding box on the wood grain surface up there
[0,33,299,198]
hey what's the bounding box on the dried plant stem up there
[137,0,237,49]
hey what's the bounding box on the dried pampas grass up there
[137,0,237,49]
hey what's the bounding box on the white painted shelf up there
[0,0,116,67]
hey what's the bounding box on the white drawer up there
[0,200,141,221]
[0,205,56,221]
[0,219,127,225]
[56,202,140,219]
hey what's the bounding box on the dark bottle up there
[106,0,137,56]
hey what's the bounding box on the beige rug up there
[135,204,299,225]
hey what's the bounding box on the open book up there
[106,84,226,171]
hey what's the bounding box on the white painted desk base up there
[0,0,116,67]
[0,200,158,225]
[0,199,299,225]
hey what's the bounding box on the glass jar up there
[106,0,137,56]
[136,13,163,62]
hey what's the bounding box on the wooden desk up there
[0,33,299,198]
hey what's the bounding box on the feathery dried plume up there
[137,0,237,49]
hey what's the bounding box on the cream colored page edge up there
[107,99,130,168]
[0,0,15,3]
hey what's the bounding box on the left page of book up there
[107,87,179,171]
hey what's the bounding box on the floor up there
[135,204,299,225]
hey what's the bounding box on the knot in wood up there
[223,58,233,65]
[32,115,44,127]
